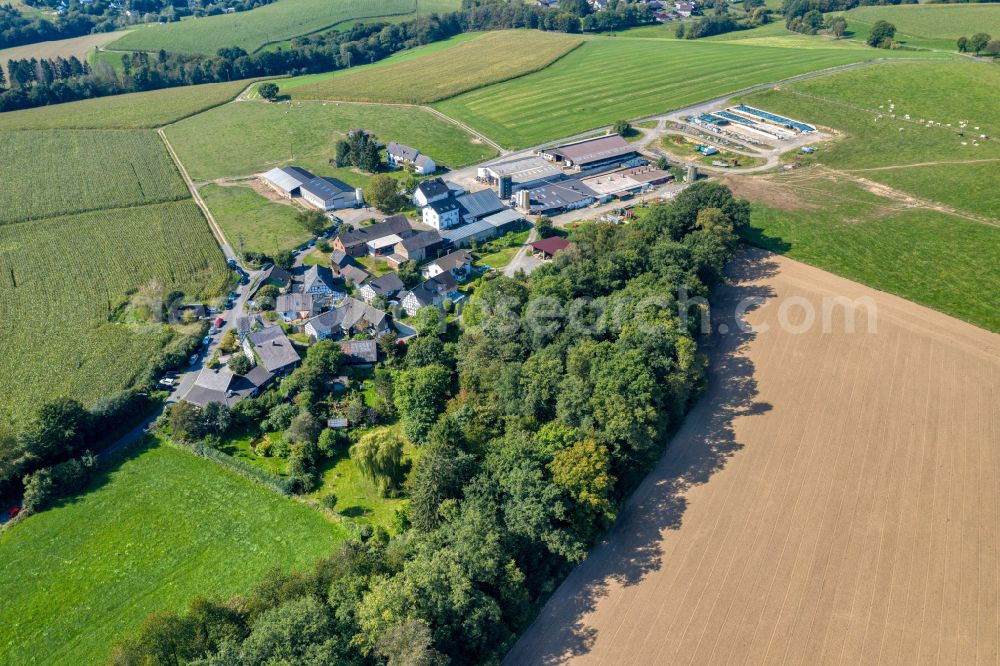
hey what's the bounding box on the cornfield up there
[0,200,228,427]
[0,129,189,224]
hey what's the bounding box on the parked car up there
[239,275,249,285]
[227,259,238,268]
[224,300,234,310]
[189,354,200,366]
[7,507,20,520]
[202,336,211,346]
[214,316,224,328]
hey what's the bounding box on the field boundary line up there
[249,1,419,54]
[158,128,234,258]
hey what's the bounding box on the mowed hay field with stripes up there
[508,249,1000,665]
[433,38,950,149]
[0,130,189,223]
[108,0,429,55]
[283,30,583,103]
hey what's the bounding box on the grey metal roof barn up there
[263,166,315,195]
[540,134,636,168]
[456,189,506,220]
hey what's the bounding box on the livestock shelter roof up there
[542,134,636,167]
[529,237,571,256]
[482,208,525,228]
[301,176,354,201]
[263,166,315,193]
[440,220,494,244]
[456,189,506,220]
[529,179,598,210]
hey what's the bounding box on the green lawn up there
[0,201,227,428]
[306,425,414,531]
[743,60,1000,219]
[0,130,188,224]
[838,4,1000,51]
[165,98,497,181]
[739,173,1000,332]
[201,183,310,255]
[473,229,530,270]
[283,30,582,104]
[0,439,346,665]
[0,79,251,130]
[433,38,947,149]
[108,0,419,54]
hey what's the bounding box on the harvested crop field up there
[508,249,1000,665]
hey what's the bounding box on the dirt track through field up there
[506,249,1000,665]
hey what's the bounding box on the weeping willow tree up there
[349,430,405,497]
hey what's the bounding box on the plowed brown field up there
[507,249,1000,665]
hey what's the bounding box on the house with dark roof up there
[423,198,462,230]
[400,272,459,316]
[300,265,343,300]
[276,292,316,322]
[386,142,437,175]
[338,339,379,366]
[413,177,453,208]
[359,272,405,304]
[332,214,414,257]
[301,177,362,211]
[302,297,389,340]
[387,230,444,267]
[262,166,315,197]
[183,364,274,407]
[244,326,301,374]
[340,264,372,286]
[421,249,473,281]
[249,265,292,299]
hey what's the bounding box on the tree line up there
[0,0,272,50]
[0,0,657,113]
[109,182,749,665]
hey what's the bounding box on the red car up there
[7,507,20,519]
[214,316,225,329]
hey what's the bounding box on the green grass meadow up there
[0,130,188,223]
[0,439,346,664]
[744,60,1000,218]
[0,79,251,130]
[108,0,424,55]
[165,98,497,180]
[740,174,1000,332]
[433,38,945,149]
[283,30,582,103]
[201,183,311,255]
[839,4,1000,51]
[0,200,228,426]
